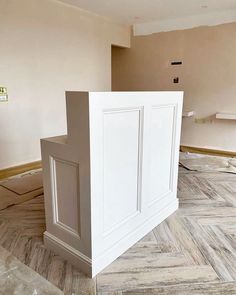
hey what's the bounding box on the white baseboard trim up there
[44,199,178,278]
[92,198,179,276]
[44,231,92,277]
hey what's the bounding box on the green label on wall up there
[0,87,8,102]
[0,87,7,94]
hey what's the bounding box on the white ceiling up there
[58,0,236,25]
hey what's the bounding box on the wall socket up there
[173,77,179,84]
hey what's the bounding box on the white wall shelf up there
[216,113,236,120]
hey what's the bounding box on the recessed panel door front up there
[103,107,143,236]
[148,105,176,207]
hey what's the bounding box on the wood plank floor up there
[1,166,236,294]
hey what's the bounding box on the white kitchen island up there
[41,91,183,277]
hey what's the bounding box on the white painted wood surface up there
[41,91,183,277]
[216,112,236,120]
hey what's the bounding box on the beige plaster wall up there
[0,0,130,169]
[112,22,236,153]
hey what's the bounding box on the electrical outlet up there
[173,77,179,84]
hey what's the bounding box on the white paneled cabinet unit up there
[41,91,183,277]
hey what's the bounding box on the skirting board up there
[0,161,42,180]
[93,198,178,276]
[44,231,92,277]
[44,199,178,278]
[180,145,236,158]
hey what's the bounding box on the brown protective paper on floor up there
[0,171,43,195]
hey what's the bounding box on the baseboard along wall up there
[0,146,234,181]
[180,145,236,158]
[0,161,42,180]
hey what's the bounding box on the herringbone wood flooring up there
[1,167,236,294]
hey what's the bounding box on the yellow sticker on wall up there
[0,87,8,102]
